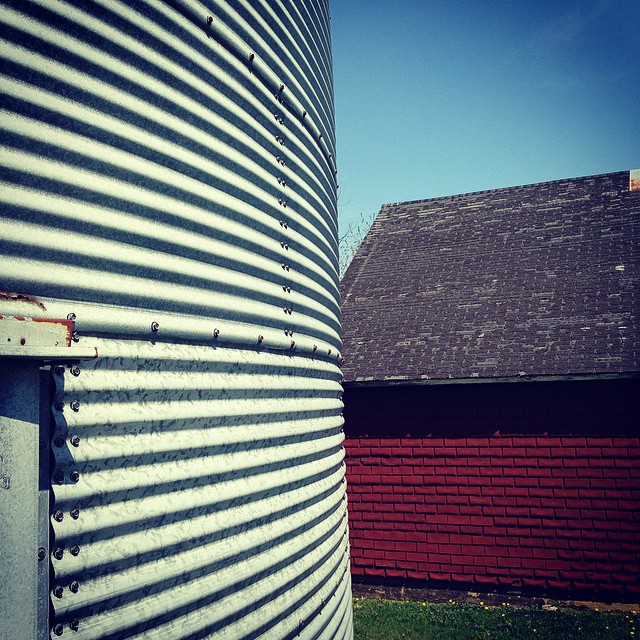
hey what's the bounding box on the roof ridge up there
[380,169,629,210]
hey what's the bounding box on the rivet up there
[328,349,332,355]
[70,435,80,447]
[70,471,80,483]
[257,335,264,344]
[53,548,64,560]
[53,510,64,522]
[70,545,80,557]
[54,473,64,485]
[72,332,80,343]
[70,508,80,519]
[66,313,76,321]
[213,328,220,338]
[69,619,79,632]
[318,133,323,140]
[69,581,79,594]
[279,84,284,93]
[288,308,292,315]
[70,365,81,377]
[53,586,64,599]
[313,345,317,351]
[284,330,289,336]
[207,15,213,24]
[53,623,64,636]
[54,365,65,376]
[290,340,296,349]
[249,53,255,62]
[38,547,46,561]
[150,321,159,332]
[70,400,80,412]
[19,337,26,346]
[302,110,307,118]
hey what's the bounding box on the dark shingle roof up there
[340,171,640,383]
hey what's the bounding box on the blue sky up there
[330,1,640,234]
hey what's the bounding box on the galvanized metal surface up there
[48,340,349,639]
[0,0,350,637]
[1,0,340,356]
[0,363,47,640]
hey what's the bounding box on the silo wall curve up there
[0,0,350,637]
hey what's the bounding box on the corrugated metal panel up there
[48,340,349,639]
[0,0,351,637]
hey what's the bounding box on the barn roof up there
[340,170,640,384]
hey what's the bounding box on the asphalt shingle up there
[340,170,640,382]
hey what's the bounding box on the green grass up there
[353,598,637,640]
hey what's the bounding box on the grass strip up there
[353,598,637,640]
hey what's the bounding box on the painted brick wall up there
[343,378,640,600]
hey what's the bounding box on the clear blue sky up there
[330,0,640,234]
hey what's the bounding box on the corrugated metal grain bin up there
[0,1,351,638]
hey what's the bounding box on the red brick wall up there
[343,378,640,600]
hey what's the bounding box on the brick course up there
[344,378,640,600]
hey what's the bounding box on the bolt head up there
[150,321,160,332]
[53,586,64,598]
[70,400,80,412]
[70,365,81,377]
[53,510,64,522]
[70,471,80,483]
[66,312,76,321]
[38,547,46,561]
[53,623,64,636]
[53,548,64,560]
[69,581,79,594]
[70,508,80,519]
[70,435,80,447]
[69,619,79,632]
[70,545,80,557]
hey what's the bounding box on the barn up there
[341,170,640,601]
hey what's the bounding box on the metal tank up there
[0,1,351,638]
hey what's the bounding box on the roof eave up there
[342,371,640,389]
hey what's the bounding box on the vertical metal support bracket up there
[0,361,48,640]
